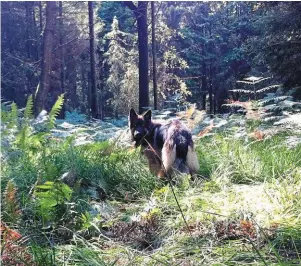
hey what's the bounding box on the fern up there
[15,125,31,150]
[256,85,281,94]
[34,181,72,224]
[24,95,34,121]
[47,94,64,130]
[262,115,285,122]
[8,102,18,129]
[236,77,271,85]
[229,89,254,94]
[3,180,21,224]
[259,96,292,106]
[235,76,281,101]
[223,103,246,108]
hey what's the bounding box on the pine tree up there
[104,17,138,117]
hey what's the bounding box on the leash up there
[143,138,194,238]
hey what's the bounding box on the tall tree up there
[124,1,149,114]
[88,1,99,118]
[104,16,138,117]
[58,1,65,118]
[151,2,158,110]
[34,1,56,116]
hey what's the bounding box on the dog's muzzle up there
[134,133,143,140]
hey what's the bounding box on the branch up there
[123,1,137,12]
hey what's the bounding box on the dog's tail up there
[162,137,200,175]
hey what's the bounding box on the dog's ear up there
[129,109,138,128]
[143,110,152,125]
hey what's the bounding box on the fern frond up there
[24,95,34,120]
[223,103,246,108]
[229,89,254,94]
[8,102,18,128]
[48,94,64,130]
[15,125,31,150]
[263,104,282,112]
[274,113,301,128]
[236,77,270,85]
[236,81,256,85]
[259,96,292,106]
[3,180,21,223]
[256,85,281,94]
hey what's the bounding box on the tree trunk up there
[151,2,158,110]
[208,23,213,114]
[136,2,149,114]
[208,64,213,114]
[25,2,31,60]
[58,1,65,118]
[88,1,99,118]
[34,1,56,116]
[80,58,88,113]
[124,1,149,114]
[201,27,207,111]
[32,3,39,61]
[213,90,217,114]
[39,1,43,58]
[201,62,207,111]
[98,52,104,119]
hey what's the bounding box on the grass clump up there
[196,132,301,184]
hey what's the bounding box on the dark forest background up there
[2,1,301,117]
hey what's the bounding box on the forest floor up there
[2,103,301,265]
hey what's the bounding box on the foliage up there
[34,181,73,224]
[2,1,301,115]
[47,94,65,130]
[104,16,138,116]
[24,94,34,121]
[259,91,301,122]
[2,180,21,224]
[231,76,281,100]
[251,2,301,92]
[65,109,87,123]
[1,223,34,266]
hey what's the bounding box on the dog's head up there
[129,109,152,147]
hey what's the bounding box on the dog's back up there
[154,120,200,176]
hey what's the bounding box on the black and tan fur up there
[129,109,200,177]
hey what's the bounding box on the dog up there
[129,109,200,177]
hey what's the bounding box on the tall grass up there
[196,133,301,184]
[2,103,301,265]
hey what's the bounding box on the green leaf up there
[24,95,34,121]
[8,102,18,128]
[47,94,64,130]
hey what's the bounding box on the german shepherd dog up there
[129,109,200,177]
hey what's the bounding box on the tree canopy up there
[1,1,301,116]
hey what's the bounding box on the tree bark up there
[58,1,65,118]
[151,2,158,110]
[124,1,149,114]
[39,1,43,58]
[34,1,56,116]
[201,27,207,111]
[88,1,99,118]
[201,61,207,111]
[32,3,39,61]
[208,23,213,114]
[25,2,31,59]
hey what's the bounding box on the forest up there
[1,1,301,265]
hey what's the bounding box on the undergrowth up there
[1,97,301,265]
